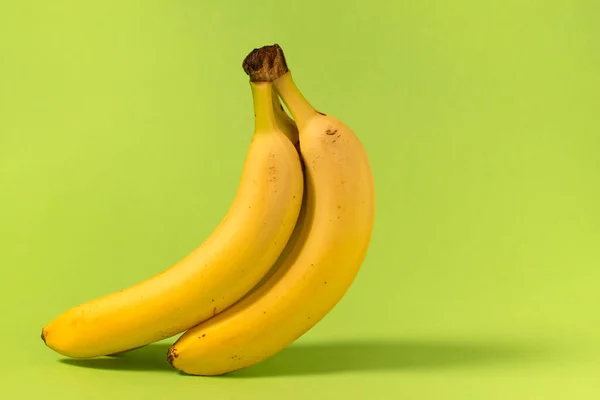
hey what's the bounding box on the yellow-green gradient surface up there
[1,1,599,398]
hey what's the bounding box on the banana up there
[168,44,376,376]
[106,90,299,359]
[41,80,304,358]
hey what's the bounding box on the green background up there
[1,0,599,398]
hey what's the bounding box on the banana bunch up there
[41,44,376,376]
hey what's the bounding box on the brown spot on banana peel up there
[167,347,178,365]
[325,128,337,135]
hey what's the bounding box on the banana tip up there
[40,329,47,344]
[166,346,178,367]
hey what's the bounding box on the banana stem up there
[271,88,288,122]
[274,72,318,131]
[272,87,300,146]
[251,82,278,132]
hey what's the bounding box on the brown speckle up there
[198,333,206,339]
[263,311,267,314]
[213,307,217,316]
[324,281,327,284]
[211,299,215,302]
[167,347,179,365]
[325,128,338,135]
[316,110,326,116]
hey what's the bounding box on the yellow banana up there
[109,90,300,358]
[41,80,304,358]
[168,44,376,376]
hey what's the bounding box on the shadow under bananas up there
[228,339,543,378]
[59,343,174,372]
[58,338,544,377]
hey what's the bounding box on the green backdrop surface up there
[1,1,599,398]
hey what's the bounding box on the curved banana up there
[41,81,304,358]
[168,45,376,376]
[106,90,299,358]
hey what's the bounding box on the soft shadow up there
[59,343,173,372]
[58,339,544,377]
[228,339,544,378]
